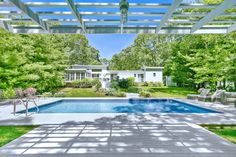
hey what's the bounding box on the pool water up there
[21,99,220,113]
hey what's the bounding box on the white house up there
[65,65,163,88]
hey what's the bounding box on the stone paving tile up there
[0,123,236,157]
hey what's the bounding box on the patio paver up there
[0,123,235,157]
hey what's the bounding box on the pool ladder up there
[13,98,39,116]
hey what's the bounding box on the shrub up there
[114,91,126,97]
[118,78,129,89]
[155,82,164,87]
[110,81,119,89]
[42,92,53,97]
[98,88,107,93]
[54,92,66,97]
[142,82,149,86]
[70,78,102,89]
[126,86,140,93]
[2,88,16,99]
[127,77,135,86]
[0,89,2,99]
[139,90,151,98]
[24,87,37,96]
[104,88,117,96]
[118,77,135,89]
[100,88,126,97]
[79,79,94,88]
[92,79,102,91]
[142,81,164,87]
[15,88,24,98]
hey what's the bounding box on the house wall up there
[144,70,163,82]
[116,71,144,82]
[65,65,164,87]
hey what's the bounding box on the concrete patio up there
[0,123,236,157]
[0,98,236,157]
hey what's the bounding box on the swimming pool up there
[20,99,220,114]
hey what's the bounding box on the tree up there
[0,29,102,93]
[166,33,236,90]
[64,34,101,65]
[110,34,175,70]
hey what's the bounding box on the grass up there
[60,88,108,97]
[141,86,197,98]
[202,125,236,144]
[0,126,38,147]
[58,87,197,98]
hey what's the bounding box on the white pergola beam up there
[191,0,236,33]
[5,18,236,25]
[2,10,236,18]
[0,20,13,32]
[12,25,228,34]
[8,0,49,32]
[156,0,182,33]
[0,2,225,9]
[0,0,235,34]
[65,0,86,33]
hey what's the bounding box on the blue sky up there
[86,34,136,59]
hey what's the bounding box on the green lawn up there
[142,87,197,98]
[0,126,38,147]
[203,125,236,144]
[60,88,108,97]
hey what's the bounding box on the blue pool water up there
[20,99,220,113]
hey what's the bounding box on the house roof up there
[109,70,144,74]
[142,67,164,70]
[71,65,108,69]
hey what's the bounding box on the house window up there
[81,73,85,79]
[134,74,136,77]
[68,72,75,81]
[92,69,102,72]
[153,73,156,77]
[92,74,100,78]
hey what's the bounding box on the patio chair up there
[187,89,210,100]
[198,90,225,102]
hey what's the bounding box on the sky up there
[86,34,137,59]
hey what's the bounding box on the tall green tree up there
[64,34,101,65]
[110,34,175,70]
[0,29,102,93]
[166,33,236,90]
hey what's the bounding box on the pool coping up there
[0,97,236,125]
[16,98,222,114]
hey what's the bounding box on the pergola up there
[0,0,236,34]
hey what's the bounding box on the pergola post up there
[65,0,86,33]
[156,0,182,33]
[191,0,236,33]
[9,0,49,33]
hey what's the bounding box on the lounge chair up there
[198,90,225,102]
[187,89,210,100]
